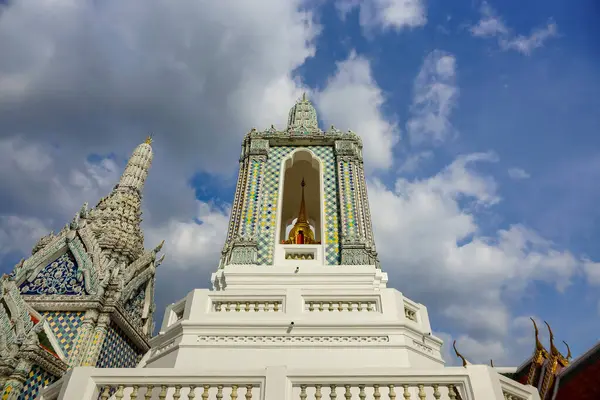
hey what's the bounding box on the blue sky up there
[0,0,599,366]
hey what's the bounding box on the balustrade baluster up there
[388,385,396,400]
[202,385,210,400]
[158,385,168,400]
[315,384,322,400]
[417,385,425,400]
[309,302,315,311]
[115,385,125,400]
[338,302,343,312]
[432,384,440,400]
[130,385,139,400]
[245,302,251,312]
[173,385,182,400]
[373,384,380,400]
[358,384,366,400]
[188,386,196,400]
[144,385,154,400]
[217,385,224,400]
[328,302,334,312]
[235,302,241,312]
[274,302,279,312]
[402,385,410,400]
[330,384,337,400]
[254,302,260,311]
[447,385,457,400]
[357,302,363,311]
[319,302,324,311]
[344,385,351,400]
[231,385,238,400]
[245,385,253,400]
[100,386,111,400]
[300,385,307,400]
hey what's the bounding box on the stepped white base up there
[143,265,444,370]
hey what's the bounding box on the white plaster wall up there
[146,271,446,371]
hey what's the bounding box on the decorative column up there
[0,357,32,400]
[81,313,111,367]
[334,137,379,266]
[220,138,251,267]
[354,153,380,268]
[226,136,269,266]
[67,309,99,367]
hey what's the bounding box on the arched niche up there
[277,149,323,245]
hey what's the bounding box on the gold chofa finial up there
[453,340,468,368]
[145,134,153,145]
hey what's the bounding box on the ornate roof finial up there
[287,94,320,133]
[117,137,154,193]
[490,359,494,367]
[145,134,153,145]
[453,340,469,368]
[89,139,155,265]
[563,341,572,361]
[544,320,559,356]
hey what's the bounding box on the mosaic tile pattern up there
[19,251,87,296]
[18,364,56,400]
[338,160,358,238]
[124,285,145,327]
[254,146,341,265]
[41,311,84,358]
[96,322,142,369]
[240,158,264,237]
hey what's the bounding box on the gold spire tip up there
[301,178,305,187]
[145,134,153,145]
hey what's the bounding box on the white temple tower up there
[49,97,541,400]
[143,95,444,371]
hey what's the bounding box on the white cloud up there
[145,201,230,271]
[0,215,50,258]
[469,2,508,37]
[499,22,558,56]
[337,0,427,33]
[407,50,458,145]
[470,2,557,55]
[316,51,399,170]
[584,260,600,286]
[369,153,583,363]
[508,167,531,180]
[398,151,433,173]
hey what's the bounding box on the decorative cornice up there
[21,346,68,377]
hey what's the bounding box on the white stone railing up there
[41,365,541,400]
[304,300,378,312]
[212,300,283,312]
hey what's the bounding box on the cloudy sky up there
[1,0,599,366]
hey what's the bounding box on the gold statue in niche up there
[284,178,320,245]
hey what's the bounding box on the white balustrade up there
[41,365,541,400]
[304,300,378,312]
[212,300,283,312]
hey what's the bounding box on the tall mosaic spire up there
[1,137,164,400]
[89,137,154,265]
